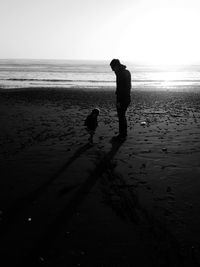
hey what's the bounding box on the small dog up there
[84,108,100,144]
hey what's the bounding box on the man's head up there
[110,59,121,72]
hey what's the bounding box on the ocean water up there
[0,59,200,90]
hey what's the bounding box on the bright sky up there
[1,0,200,64]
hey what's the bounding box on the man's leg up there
[117,103,129,137]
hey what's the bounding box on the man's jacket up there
[115,64,131,104]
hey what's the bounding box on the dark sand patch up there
[0,88,200,266]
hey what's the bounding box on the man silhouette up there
[110,59,131,140]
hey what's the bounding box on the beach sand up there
[0,88,200,266]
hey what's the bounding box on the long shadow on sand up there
[1,142,93,229]
[2,139,124,229]
[22,138,126,265]
[30,137,192,267]
[1,138,126,266]
[2,137,195,267]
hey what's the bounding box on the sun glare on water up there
[153,68,187,88]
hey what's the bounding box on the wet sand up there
[0,87,200,266]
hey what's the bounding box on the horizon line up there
[0,58,200,66]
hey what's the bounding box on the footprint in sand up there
[164,208,172,217]
[140,163,146,169]
[138,180,147,184]
[146,185,152,190]
[154,195,175,201]
[166,186,172,193]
